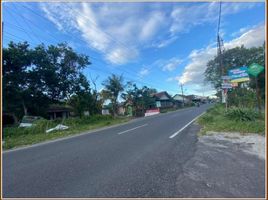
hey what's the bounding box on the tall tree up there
[102,74,124,116]
[3,41,91,119]
[3,41,33,118]
[121,84,157,116]
[32,43,90,101]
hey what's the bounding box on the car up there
[19,116,43,128]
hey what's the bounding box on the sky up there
[2,1,265,97]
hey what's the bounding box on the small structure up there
[102,104,111,115]
[153,91,174,108]
[173,94,191,107]
[117,102,126,115]
[145,108,160,117]
[47,104,72,120]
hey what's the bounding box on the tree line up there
[3,41,158,121]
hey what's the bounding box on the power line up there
[64,3,137,55]
[3,30,179,94]
[6,8,38,45]
[5,4,182,95]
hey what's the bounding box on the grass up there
[3,115,130,150]
[197,104,265,136]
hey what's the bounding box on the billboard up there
[228,66,250,83]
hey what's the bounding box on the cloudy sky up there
[3,2,265,97]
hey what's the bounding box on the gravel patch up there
[205,131,265,160]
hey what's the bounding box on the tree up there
[102,74,124,116]
[32,43,90,101]
[3,41,91,119]
[68,74,92,118]
[3,42,33,118]
[121,84,157,116]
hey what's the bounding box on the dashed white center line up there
[117,124,148,135]
[169,112,205,139]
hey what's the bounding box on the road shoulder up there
[176,123,265,198]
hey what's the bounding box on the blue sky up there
[3,2,265,97]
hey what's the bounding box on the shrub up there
[224,107,258,121]
[3,119,55,138]
[198,114,214,124]
[206,104,224,115]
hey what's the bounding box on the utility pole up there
[180,84,185,107]
[217,2,227,111]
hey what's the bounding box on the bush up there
[224,107,258,121]
[198,114,214,124]
[206,104,224,115]
[3,119,55,138]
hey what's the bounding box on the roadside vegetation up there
[198,44,265,136]
[197,104,265,135]
[3,115,130,150]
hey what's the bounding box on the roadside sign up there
[221,83,232,89]
[248,63,264,77]
[221,76,230,80]
[228,66,250,83]
[231,82,238,87]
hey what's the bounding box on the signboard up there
[221,83,232,89]
[231,82,238,87]
[221,76,230,80]
[248,63,264,77]
[156,101,161,108]
[222,90,226,103]
[228,66,250,83]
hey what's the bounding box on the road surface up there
[3,104,264,198]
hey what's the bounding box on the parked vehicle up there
[19,116,42,128]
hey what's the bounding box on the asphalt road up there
[3,104,264,198]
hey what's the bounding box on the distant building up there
[47,104,72,120]
[173,94,191,107]
[117,102,126,115]
[152,91,174,108]
[102,104,111,115]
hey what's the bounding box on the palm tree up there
[102,74,124,116]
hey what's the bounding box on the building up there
[173,94,191,107]
[153,91,174,108]
[47,104,72,120]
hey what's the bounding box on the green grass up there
[197,104,265,136]
[3,115,130,150]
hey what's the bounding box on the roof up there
[153,91,172,100]
[47,104,73,113]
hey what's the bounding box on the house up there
[102,104,111,115]
[47,104,72,120]
[152,91,174,108]
[117,102,126,115]
[173,94,192,107]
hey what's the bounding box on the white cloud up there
[166,77,175,82]
[169,2,259,36]
[40,3,167,65]
[40,2,260,65]
[139,68,150,77]
[162,58,183,72]
[152,36,178,48]
[176,24,265,95]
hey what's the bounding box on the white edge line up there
[169,112,205,139]
[117,124,148,135]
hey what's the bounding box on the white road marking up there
[117,124,148,135]
[169,112,205,139]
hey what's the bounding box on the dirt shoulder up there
[176,124,265,198]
